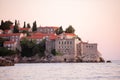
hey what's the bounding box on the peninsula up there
[0,20,105,64]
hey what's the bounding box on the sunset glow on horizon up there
[0,0,120,60]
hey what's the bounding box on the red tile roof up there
[4,41,16,44]
[32,32,46,36]
[0,33,21,37]
[27,36,44,39]
[28,33,57,40]
[49,35,58,40]
[19,28,30,31]
[4,30,10,33]
[64,33,76,36]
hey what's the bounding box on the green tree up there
[77,36,82,41]
[51,49,56,56]
[22,30,30,36]
[23,21,26,28]
[20,38,37,57]
[27,23,31,28]
[13,20,19,33]
[65,25,75,33]
[0,47,16,56]
[0,20,13,30]
[56,26,64,35]
[51,49,61,56]
[0,37,9,47]
[37,39,46,57]
[20,38,46,57]
[32,21,37,32]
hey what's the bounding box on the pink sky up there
[0,0,120,60]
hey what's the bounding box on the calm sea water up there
[0,61,120,80]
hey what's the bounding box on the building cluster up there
[0,26,102,62]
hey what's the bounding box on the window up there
[91,46,93,48]
[70,41,72,44]
[67,41,69,44]
[59,41,60,44]
[86,46,88,48]
[64,41,66,44]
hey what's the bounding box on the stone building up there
[0,33,26,42]
[37,26,58,34]
[55,38,80,61]
[77,42,101,62]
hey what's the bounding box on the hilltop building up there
[37,26,58,34]
[0,33,26,51]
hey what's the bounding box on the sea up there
[0,60,120,80]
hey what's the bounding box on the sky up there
[0,0,120,60]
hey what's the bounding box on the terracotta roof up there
[63,33,76,36]
[4,41,16,44]
[4,30,10,33]
[32,32,46,36]
[27,36,44,39]
[0,33,21,37]
[28,33,57,40]
[19,28,29,31]
[49,35,58,40]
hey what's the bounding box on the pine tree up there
[32,21,37,32]
[56,26,64,35]
[13,20,19,33]
[65,25,75,33]
[23,21,26,28]
[27,23,31,28]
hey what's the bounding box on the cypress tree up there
[32,21,37,32]
[23,21,26,28]
[56,26,64,35]
[13,20,19,33]
[27,23,31,28]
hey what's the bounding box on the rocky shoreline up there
[0,57,14,66]
[0,55,109,66]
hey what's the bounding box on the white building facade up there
[37,26,58,34]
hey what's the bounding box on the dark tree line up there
[0,20,37,32]
[20,38,45,57]
[65,25,75,33]
[55,25,75,35]
[0,47,17,56]
[0,20,13,30]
